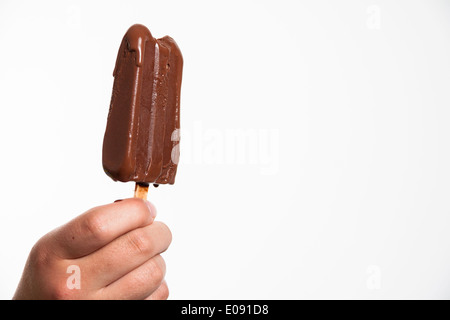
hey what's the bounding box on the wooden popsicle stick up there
[134,182,149,200]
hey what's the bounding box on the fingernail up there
[114,199,123,203]
[146,201,157,219]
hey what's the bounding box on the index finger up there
[44,198,157,259]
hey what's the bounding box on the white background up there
[1,0,450,299]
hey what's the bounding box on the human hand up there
[13,198,172,300]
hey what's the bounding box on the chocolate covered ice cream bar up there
[102,24,183,195]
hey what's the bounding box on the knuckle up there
[128,257,166,299]
[49,278,83,300]
[50,284,72,300]
[82,213,107,242]
[127,229,153,255]
[132,259,164,290]
[29,238,55,271]
[150,256,166,283]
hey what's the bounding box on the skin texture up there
[13,199,172,300]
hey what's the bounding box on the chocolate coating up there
[102,24,183,184]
